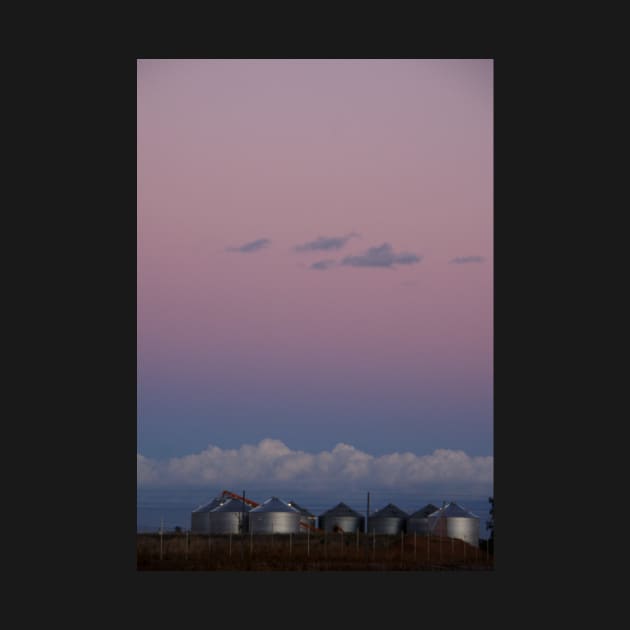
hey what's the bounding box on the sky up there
[137,59,493,496]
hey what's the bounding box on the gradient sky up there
[137,59,493,466]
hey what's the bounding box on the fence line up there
[137,532,494,571]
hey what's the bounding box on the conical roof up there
[408,503,439,519]
[286,500,314,518]
[319,502,362,518]
[191,496,223,513]
[211,497,252,513]
[371,503,408,519]
[249,496,300,514]
[428,502,479,519]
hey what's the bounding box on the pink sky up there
[137,59,493,459]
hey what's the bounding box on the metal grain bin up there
[406,503,439,535]
[427,502,480,547]
[208,497,251,534]
[287,500,317,530]
[368,503,408,535]
[318,502,365,533]
[190,496,223,534]
[248,496,302,534]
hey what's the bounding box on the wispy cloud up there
[137,439,493,493]
[450,256,485,264]
[311,259,336,270]
[341,243,422,268]
[295,233,358,252]
[227,238,271,253]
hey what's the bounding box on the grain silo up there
[207,497,251,534]
[318,502,365,533]
[367,503,408,534]
[190,495,224,534]
[286,500,317,530]
[248,496,302,534]
[406,503,439,534]
[427,502,480,547]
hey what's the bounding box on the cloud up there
[341,243,422,268]
[310,259,336,270]
[295,233,358,252]
[227,238,271,253]
[137,439,493,494]
[450,256,485,264]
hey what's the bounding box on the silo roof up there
[211,497,252,513]
[429,502,479,519]
[319,502,363,518]
[191,497,223,513]
[408,504,439,519]
[372,503,408,518]
[286,500,314,517]
[249,496,300,513]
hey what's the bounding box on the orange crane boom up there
[221,489,260,508]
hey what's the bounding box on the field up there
[137,532,494,571]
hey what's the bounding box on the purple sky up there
[137,59,493,475]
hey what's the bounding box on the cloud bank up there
[450,256,485,264]
[227,238,271,253]
[295,233,358,252]
[137,439,493,494]
[342,243,422,268]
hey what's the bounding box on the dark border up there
[64,50,556,618]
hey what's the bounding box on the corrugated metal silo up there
[248,496,302,534]
[207,497,251,534]
[367,503,408,534]
[190,496,223,534]
[286,500,317,530]
[318,502,365,533]
[427,502,480,547]
[406,503,439,534]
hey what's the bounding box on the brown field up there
[137,532,494,571]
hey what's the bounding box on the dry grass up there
[137,533,494,571]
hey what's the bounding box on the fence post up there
[229,533,232,557]
[307,526,310,557]
[356,528,359,552]
[372,529,375,560]
[401,531,404,568]
[160,516,164,561]
[427,532,430,564]
[414,532,417,561]
[250,525,253,555]
[289,532,292,557]
[185,530,189,560]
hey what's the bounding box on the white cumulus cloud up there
[137,439,493,495]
